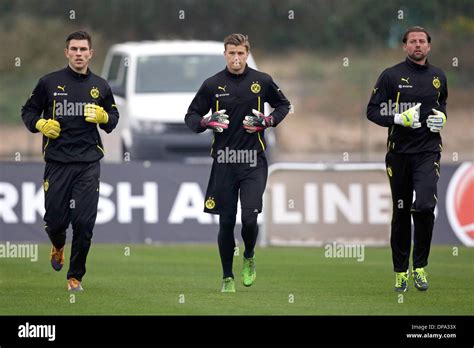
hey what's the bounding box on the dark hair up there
[224,33,250,51]
[402,26,431,43]
[66,30,92,48]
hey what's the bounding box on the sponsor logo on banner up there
[1,162,471,244]
[0,181,224,225]
[446,162,474,246]
[264,164,392,246]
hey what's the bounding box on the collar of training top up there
[224,64,250,78]
[66,64,91,80]
[405,57,430,71]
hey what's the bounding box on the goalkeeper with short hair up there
[185,33,291,292]
[367,26,448,292]
[21,31,119,292]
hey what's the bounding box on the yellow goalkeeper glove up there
[35,119,61,139]
[84,104,109,124]
[394,103,421,128]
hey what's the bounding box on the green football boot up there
[394,271,409,292]
[413,267,429,291]
[242,256,256,287]
[221,277,236,292]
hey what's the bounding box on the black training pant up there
[205,155,267,279]
[218,209,259,279]
[385,151,441,272]
[43,161,100,281]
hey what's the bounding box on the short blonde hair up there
[224,33,250,52]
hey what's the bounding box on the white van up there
[102,40,274,161]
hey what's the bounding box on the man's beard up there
[408,52,426,62]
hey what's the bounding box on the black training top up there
[21,65,119,163]
[185,65,291,157]
[367,57,448,153]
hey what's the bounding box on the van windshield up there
[136,55,224,93]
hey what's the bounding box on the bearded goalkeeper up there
[367,26,448,292]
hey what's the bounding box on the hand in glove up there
[35,119,61,139]
[242,109,274,133]
[426,109,446,133]
[84,104,109,124]
[200,109,229,132]
[394,103,421,129]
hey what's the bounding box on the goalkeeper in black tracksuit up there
[367,26,448,292]
[21,31,119,291]
[185,34,291,292]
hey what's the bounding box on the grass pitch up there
[0,244,472,315]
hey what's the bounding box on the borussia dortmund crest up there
[90,87,100,99]
[44,179,49,192]
[205,197,216,209]
[432,77,440,89]
[250,82,261,94]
